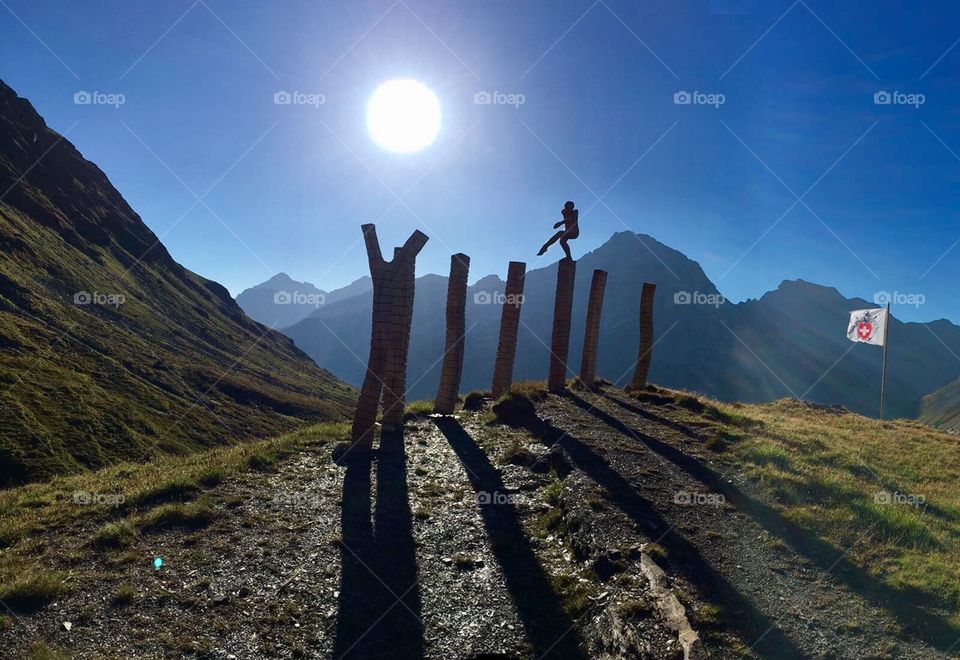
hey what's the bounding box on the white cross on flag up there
[847,308,888,346]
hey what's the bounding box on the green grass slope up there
[0,80,355,486]
[642,386,960,624]
[919,378,960,430]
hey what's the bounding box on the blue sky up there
[3,0,960,321]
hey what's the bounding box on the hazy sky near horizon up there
[3,0,960,321]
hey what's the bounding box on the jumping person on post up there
[537,201,579,260]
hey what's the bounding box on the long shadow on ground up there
[334,433,424,659]
[435,417,586,659]
[607,392,960,524]
[500,400,807,659]
[579,390,960,651]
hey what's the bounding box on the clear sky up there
[2,0,960,322]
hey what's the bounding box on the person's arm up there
[554,220,564,228]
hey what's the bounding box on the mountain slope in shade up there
[719,280,960,419]
[919,374,960,430]
[284,232,960,421]
[236,273,371,328]
[0,80,355,486]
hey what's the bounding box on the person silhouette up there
[537,201,579,260]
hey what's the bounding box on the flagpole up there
[879,302,890,420]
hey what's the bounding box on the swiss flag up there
[847,308,887,347]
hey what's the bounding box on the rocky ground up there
[0,385,954,659]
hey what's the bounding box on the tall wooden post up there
[434,253,470,414]
[628,282,657,391]
[381,247,419,432]
[491,261,526,397]
[579,269,608,387]
[351,225,428,445]
[548,258,577,393]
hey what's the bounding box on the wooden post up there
[434,253,470,414]
[628,282,656,391]
[548,258,577,393]
[579,269,608,387]
[351,225,428,445]
[491,261,526,398]
[381,247,419,431]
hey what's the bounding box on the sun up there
[366,79,441,154]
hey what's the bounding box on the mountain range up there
[236,272,371,329]
[0,80,354,486]
[261,231,960,426]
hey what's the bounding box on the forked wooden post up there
[548,258,577,393]
[351,224,428,445]
[579,269,608,387]
[491,261,526,397]
[434,253,470,414]
[628,282,657,391]
[381,246,419,431]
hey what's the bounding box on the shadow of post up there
[334,432,424,659]
[567,391,960,651]
[506,401,807,659]
[434,417,586,659]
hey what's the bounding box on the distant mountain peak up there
[472,274,504,291]
[252,272,320,292]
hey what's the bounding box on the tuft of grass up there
[500,438,535,467]
[404,400,435,419]
[246,452,278,472]
[543,478,564,506]
[492,390,539,426]
[0,571,65,613]
[127,478,199,508]
[197,466,227,488]
[644,543,669,564]
[111,583,137,607]
[26,642,70,660]
[94,521,136,549]
[462,390,488,411]
[136,498,214,532]
[745,443,792,470]
[551,573,596,618]
[694,603,724,627]
[510,380,549,401]
[586,495,606,510]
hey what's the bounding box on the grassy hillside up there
[638,386,960,624]
[0,80,355,486]
[919,377,960,430]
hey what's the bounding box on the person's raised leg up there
[538,231,564,256]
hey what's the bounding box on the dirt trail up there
[1,388,953,658]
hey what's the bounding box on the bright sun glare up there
[366,79,441,154]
